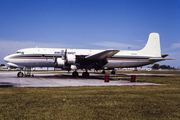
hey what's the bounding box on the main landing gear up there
[82,72,89,78]
[101,70,116,74]
[72,69,116,78]
[111,70,116,74]
[72,71,79,77]
[72,70,90,78]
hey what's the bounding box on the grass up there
[0,72,180,119]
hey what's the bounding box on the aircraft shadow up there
[28,74,119,81]
[0,82,19,88]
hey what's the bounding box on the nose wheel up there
[17,72,24,77]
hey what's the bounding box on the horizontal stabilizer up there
[85,50,119,60]
[149,58,175,62]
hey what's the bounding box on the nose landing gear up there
[17,71,24,77]
[17,67,34,77]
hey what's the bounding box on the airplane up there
[4,33,174,77]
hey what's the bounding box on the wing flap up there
[85,50,119,60]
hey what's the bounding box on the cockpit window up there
[16,51,24,54]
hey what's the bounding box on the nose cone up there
[4,55,12,62]
[4,55,10,62]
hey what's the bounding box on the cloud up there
[93,41,142,50]
[134,40,144,42]
[0,40,72,53]
[169,43,180,50]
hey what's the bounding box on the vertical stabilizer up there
[139,33,161,57]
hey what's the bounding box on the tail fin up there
[139,33,161,57]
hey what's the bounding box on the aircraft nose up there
[4,56,10,62]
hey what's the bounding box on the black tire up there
[17,72,24,77]
[102,70,106,74]
[72,71,79,77]
[111,71,115,74]
[82,72,89,78]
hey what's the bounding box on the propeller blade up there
[64,49,67,60]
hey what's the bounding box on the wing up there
[85,50,119,60]
[78,50,119,70]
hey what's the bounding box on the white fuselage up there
[4,48,156,69]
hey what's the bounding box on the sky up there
[0,0,180,68]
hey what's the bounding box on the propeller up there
[53,49,68,67]
[53,56,57,65]
[64,49,67,60]
[62,49,68,65]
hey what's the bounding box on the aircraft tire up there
[72,71,79,77]
[102,70,106,74]
[111,71,115,74]
[17,72,24,77]
[82,72,89,78]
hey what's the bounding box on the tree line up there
[152,64,177,70]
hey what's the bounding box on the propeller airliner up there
[4,33,173,77]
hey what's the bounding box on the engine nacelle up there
[66,54,76,65]
[56,58,65,67]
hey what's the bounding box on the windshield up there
[16,51,24,54]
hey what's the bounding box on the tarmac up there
[0,71,162,87]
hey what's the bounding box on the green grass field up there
[0,71,180,120]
